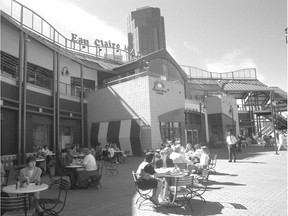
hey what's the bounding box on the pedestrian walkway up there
[6,146,287,215]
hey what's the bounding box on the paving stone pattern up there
[6,146,287,216]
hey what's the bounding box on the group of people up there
[136,142,210,205]
[55,145,99,190]
[35,145,53,175]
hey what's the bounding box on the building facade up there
[127,6,166,56]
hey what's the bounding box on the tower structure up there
[127,6,166,56]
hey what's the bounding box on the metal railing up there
[180,65,257,80]
[1,64,93,98]
[59,82,93,99]
[2,0,138,63]
[104,70,183,87]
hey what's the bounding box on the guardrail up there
[2,0,137,63]
[180,65,257,80]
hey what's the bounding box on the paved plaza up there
[7,146,287,216]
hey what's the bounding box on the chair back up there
[3,169,10,186]
[208,154,217,170]
[56,179,69,210]
[132,171,140,191]
[97,164,103,176]
[1,195,29,215]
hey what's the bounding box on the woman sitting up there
[35,149,47,175]
[76,148,98,189]
[19,156,44,216]
[136,152,163,205]
[191,146,210,174]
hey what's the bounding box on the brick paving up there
[6,146,287,216]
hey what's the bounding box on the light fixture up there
[62,66,69,76]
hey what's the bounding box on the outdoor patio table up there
[155,167,189,206]
[2,182,49,194]
[3,183,49,214]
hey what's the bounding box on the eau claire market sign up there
[71,33,141,57]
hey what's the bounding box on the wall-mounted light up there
[62,66,69,76]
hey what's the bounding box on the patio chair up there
[132,171,155,209]
[48,162,63,189]
[39,179,69,216]
[193,168,210,203]
[207,154,217,173]
[3,169,10,186]
[88,164,103,189]
[168,175,194,212]
[120,150,129,163]
[103,157,119,175]
[1,195,32,216]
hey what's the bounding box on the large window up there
[159,122,181,142]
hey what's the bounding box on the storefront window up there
[159,121,181,142]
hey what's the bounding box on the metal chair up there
[193,168,210,203]
[1,195,32,216]
[88,164,103,189]
[168,175,194,212]
[207,154,217,173]
[48,165,63,189]
[103,157,119,175]
[3,169,10,186]
[39,179,69,216]
[131,171,155,209]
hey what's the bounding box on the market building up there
[1,1,287,166]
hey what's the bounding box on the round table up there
[2,183,48,194]
[65,165,83,169]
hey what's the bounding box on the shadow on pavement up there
[209,172,238,176]
[207,180,246,187]
[154,200,224,215]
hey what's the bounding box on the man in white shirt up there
[76,148,97,188]
[226,130,238,162]
[277,130,286,152]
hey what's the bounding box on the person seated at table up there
[41,145,51,155]
[41,145,52,173]
[76,148,98,189]
[1,160,9,216]
[191,144,203,164]
[69,144,78,157]
[1,160,5,186]
[55,151,77,189]
[190,146,210,174]
[162,147,174,168]
[136,152,163,205]
[19,156,44,216]
[170,144,189,164]
[35,149,47,175]
[154,152,163,168]
[184,143,195,160]
[108,144,115,159]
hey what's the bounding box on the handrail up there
[180,65,257,80]
[3,0,138,63]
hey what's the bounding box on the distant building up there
[127,6,166,56]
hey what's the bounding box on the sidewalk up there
[7,146,287,216]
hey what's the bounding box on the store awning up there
[158,108,185,123]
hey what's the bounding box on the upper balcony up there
[2,0,139,64]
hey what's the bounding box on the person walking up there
[226,130,238,162]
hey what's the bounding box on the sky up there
[2,0,287,91]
